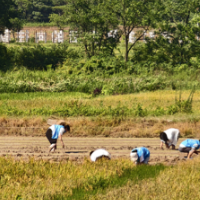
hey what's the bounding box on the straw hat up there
[130,152,138,162]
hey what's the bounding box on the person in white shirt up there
[160,128,180,150]
[90,149,111,162]
[46,124,70,153]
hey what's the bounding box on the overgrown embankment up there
[0,68,199,94]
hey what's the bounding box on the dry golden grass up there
[0,116,200,138]
[1,90,200,137]
[0,158,133,200]
[90,157,200,200]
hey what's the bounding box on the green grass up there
[0,92,90,100]
[0,90,198,122]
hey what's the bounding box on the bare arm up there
[187,149,195,159]
[59,134,65,148]
[160,141,164,149]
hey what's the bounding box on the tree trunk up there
[84,44,88,57]
[125,35,129,62]
[12,31,15,40]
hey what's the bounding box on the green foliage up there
[14,0,66,23]
[132,0,200,67]
[49,13,65,30]
[32,0,53,22]
[167,89,195,115]
[68,56,127,76]
[134,104,148,117]
[105,0,157,62]
[0,0,19,34]
[0,44,14,71]
[64,0,119,57]
[14,44,68,70]
[7,0,200,67]
[9,17,24,39]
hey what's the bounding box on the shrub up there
[15,44,68,70]
[0,44,14,71]
[167,89,195,115]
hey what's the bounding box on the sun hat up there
[130,152,138,162]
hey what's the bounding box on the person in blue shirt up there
[46,123,70,153]
[130,147,150,165]
[179,139,200,159]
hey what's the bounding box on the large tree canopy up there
[0,0,18,34]
[133,0,200,66]
[105,0,157,62]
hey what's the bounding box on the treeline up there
[15,0,66,22]
[1,0,200,75]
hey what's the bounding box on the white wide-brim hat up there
[130,152,138,162]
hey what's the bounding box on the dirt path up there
[0,137,192,164]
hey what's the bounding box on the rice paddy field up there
[0,135,199,200]
[1,90,200,199]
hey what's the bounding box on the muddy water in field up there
[0,137,193,164]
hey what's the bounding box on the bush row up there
[2,43,200,76]
[0,43,68,71]
[0,75,198,94]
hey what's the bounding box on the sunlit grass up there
[0,157,166,200]
[0,90,200,137]
[0,90,199,117]
[0,158,132,200]
[91,157,200,200]
[0,92,90,100]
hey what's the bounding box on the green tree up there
[10,17,24,40]
[52,0,67,15]
[64,0,119,57]
[148,0,200,65]
[32,0,53,22]
[0,0,18,34]
[15,0,33,21]
[105,0,157,62]
[49,13,65,29]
